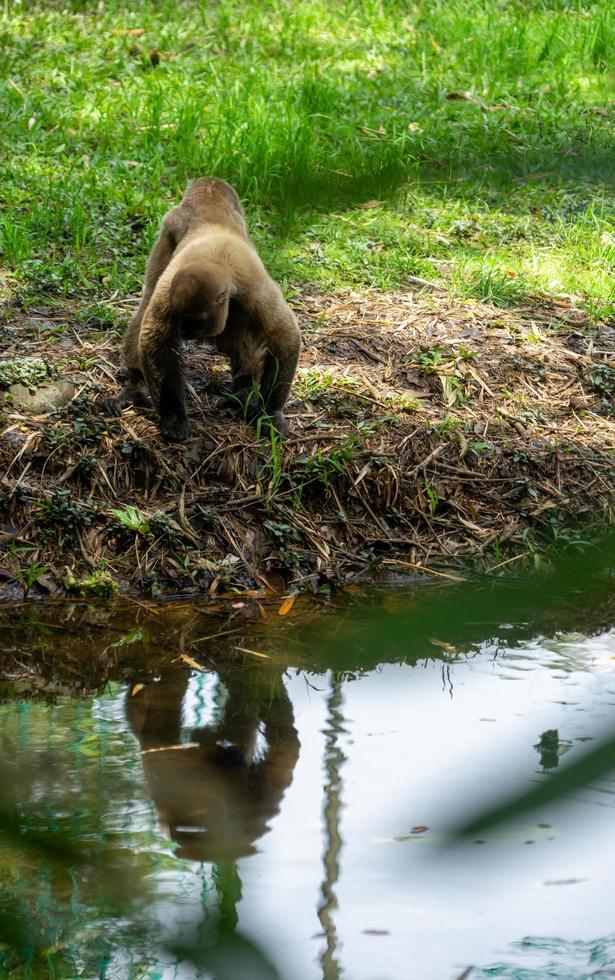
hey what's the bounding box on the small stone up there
[8,380,76,413]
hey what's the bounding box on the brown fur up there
[103,177,301,442]
[125,664,300,861]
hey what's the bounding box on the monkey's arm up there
[123,216,179,373]
[252,288,301,435]
[103,216,180,418]
[138,300,190,442]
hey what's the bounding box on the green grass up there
[1,0,614,320]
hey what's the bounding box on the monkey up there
[125,662,300,862]
[103,177,301,442]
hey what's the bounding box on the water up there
[0,589,614,979]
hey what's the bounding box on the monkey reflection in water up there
[126,663,300,862]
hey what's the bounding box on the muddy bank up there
[0,288,613,599]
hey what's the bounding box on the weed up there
[110,505,150,535]
[434,414,461,436]
[14,561,50,599]
[38,491,95,545]
[385,393,421,414]
[65,566,119,597]
[148,513,183,547]
[42,399,119,463]
[440,375,467,408]
[263,520,302,547]
[416,350,446,372]
[589,364,615,416]
[263,519,303,565]
[0,358,51,390]
[109,505,183,546]
[295,434,364,492]
[468,268,530,308]
[255,422,285,499]
[423,484,440,515]
[456,346,478,363]
[194,504,219,529]
[296,370,368,416]
[75,451,98,476]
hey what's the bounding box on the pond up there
[0,576,614,980]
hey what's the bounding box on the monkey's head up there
[170,261,230,339]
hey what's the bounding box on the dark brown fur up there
[103,177,301,442]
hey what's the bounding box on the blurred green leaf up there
[317,532,615,672]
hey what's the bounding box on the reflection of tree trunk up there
[318,672,345,980]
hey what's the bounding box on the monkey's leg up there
[253,296,301,436]
[140,315,191,442]
[215,304,263,418]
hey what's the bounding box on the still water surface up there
[1,595,614,979]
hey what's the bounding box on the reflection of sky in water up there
[240,629,615,980]
[2,628,615,979]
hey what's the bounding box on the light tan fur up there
[104,177,301,442]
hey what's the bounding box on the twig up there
[381,559,466,582]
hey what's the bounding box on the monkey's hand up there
[160,413,192,442]
[101,396,124,417]
[100,382,151,417]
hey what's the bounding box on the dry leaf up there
[112,27,145,36]
[35,573,58,593]
[255,570,285,593]
[446,90,473,101]
[130,683,144,697]
[430,638,457,652]
[179,653,205,672]
[278,594,297,616]
[359,199,382,209]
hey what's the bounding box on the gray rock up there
[8,380,76,413]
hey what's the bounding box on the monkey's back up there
[179,177,248,239]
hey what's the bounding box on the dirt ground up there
[0,286,613,599]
